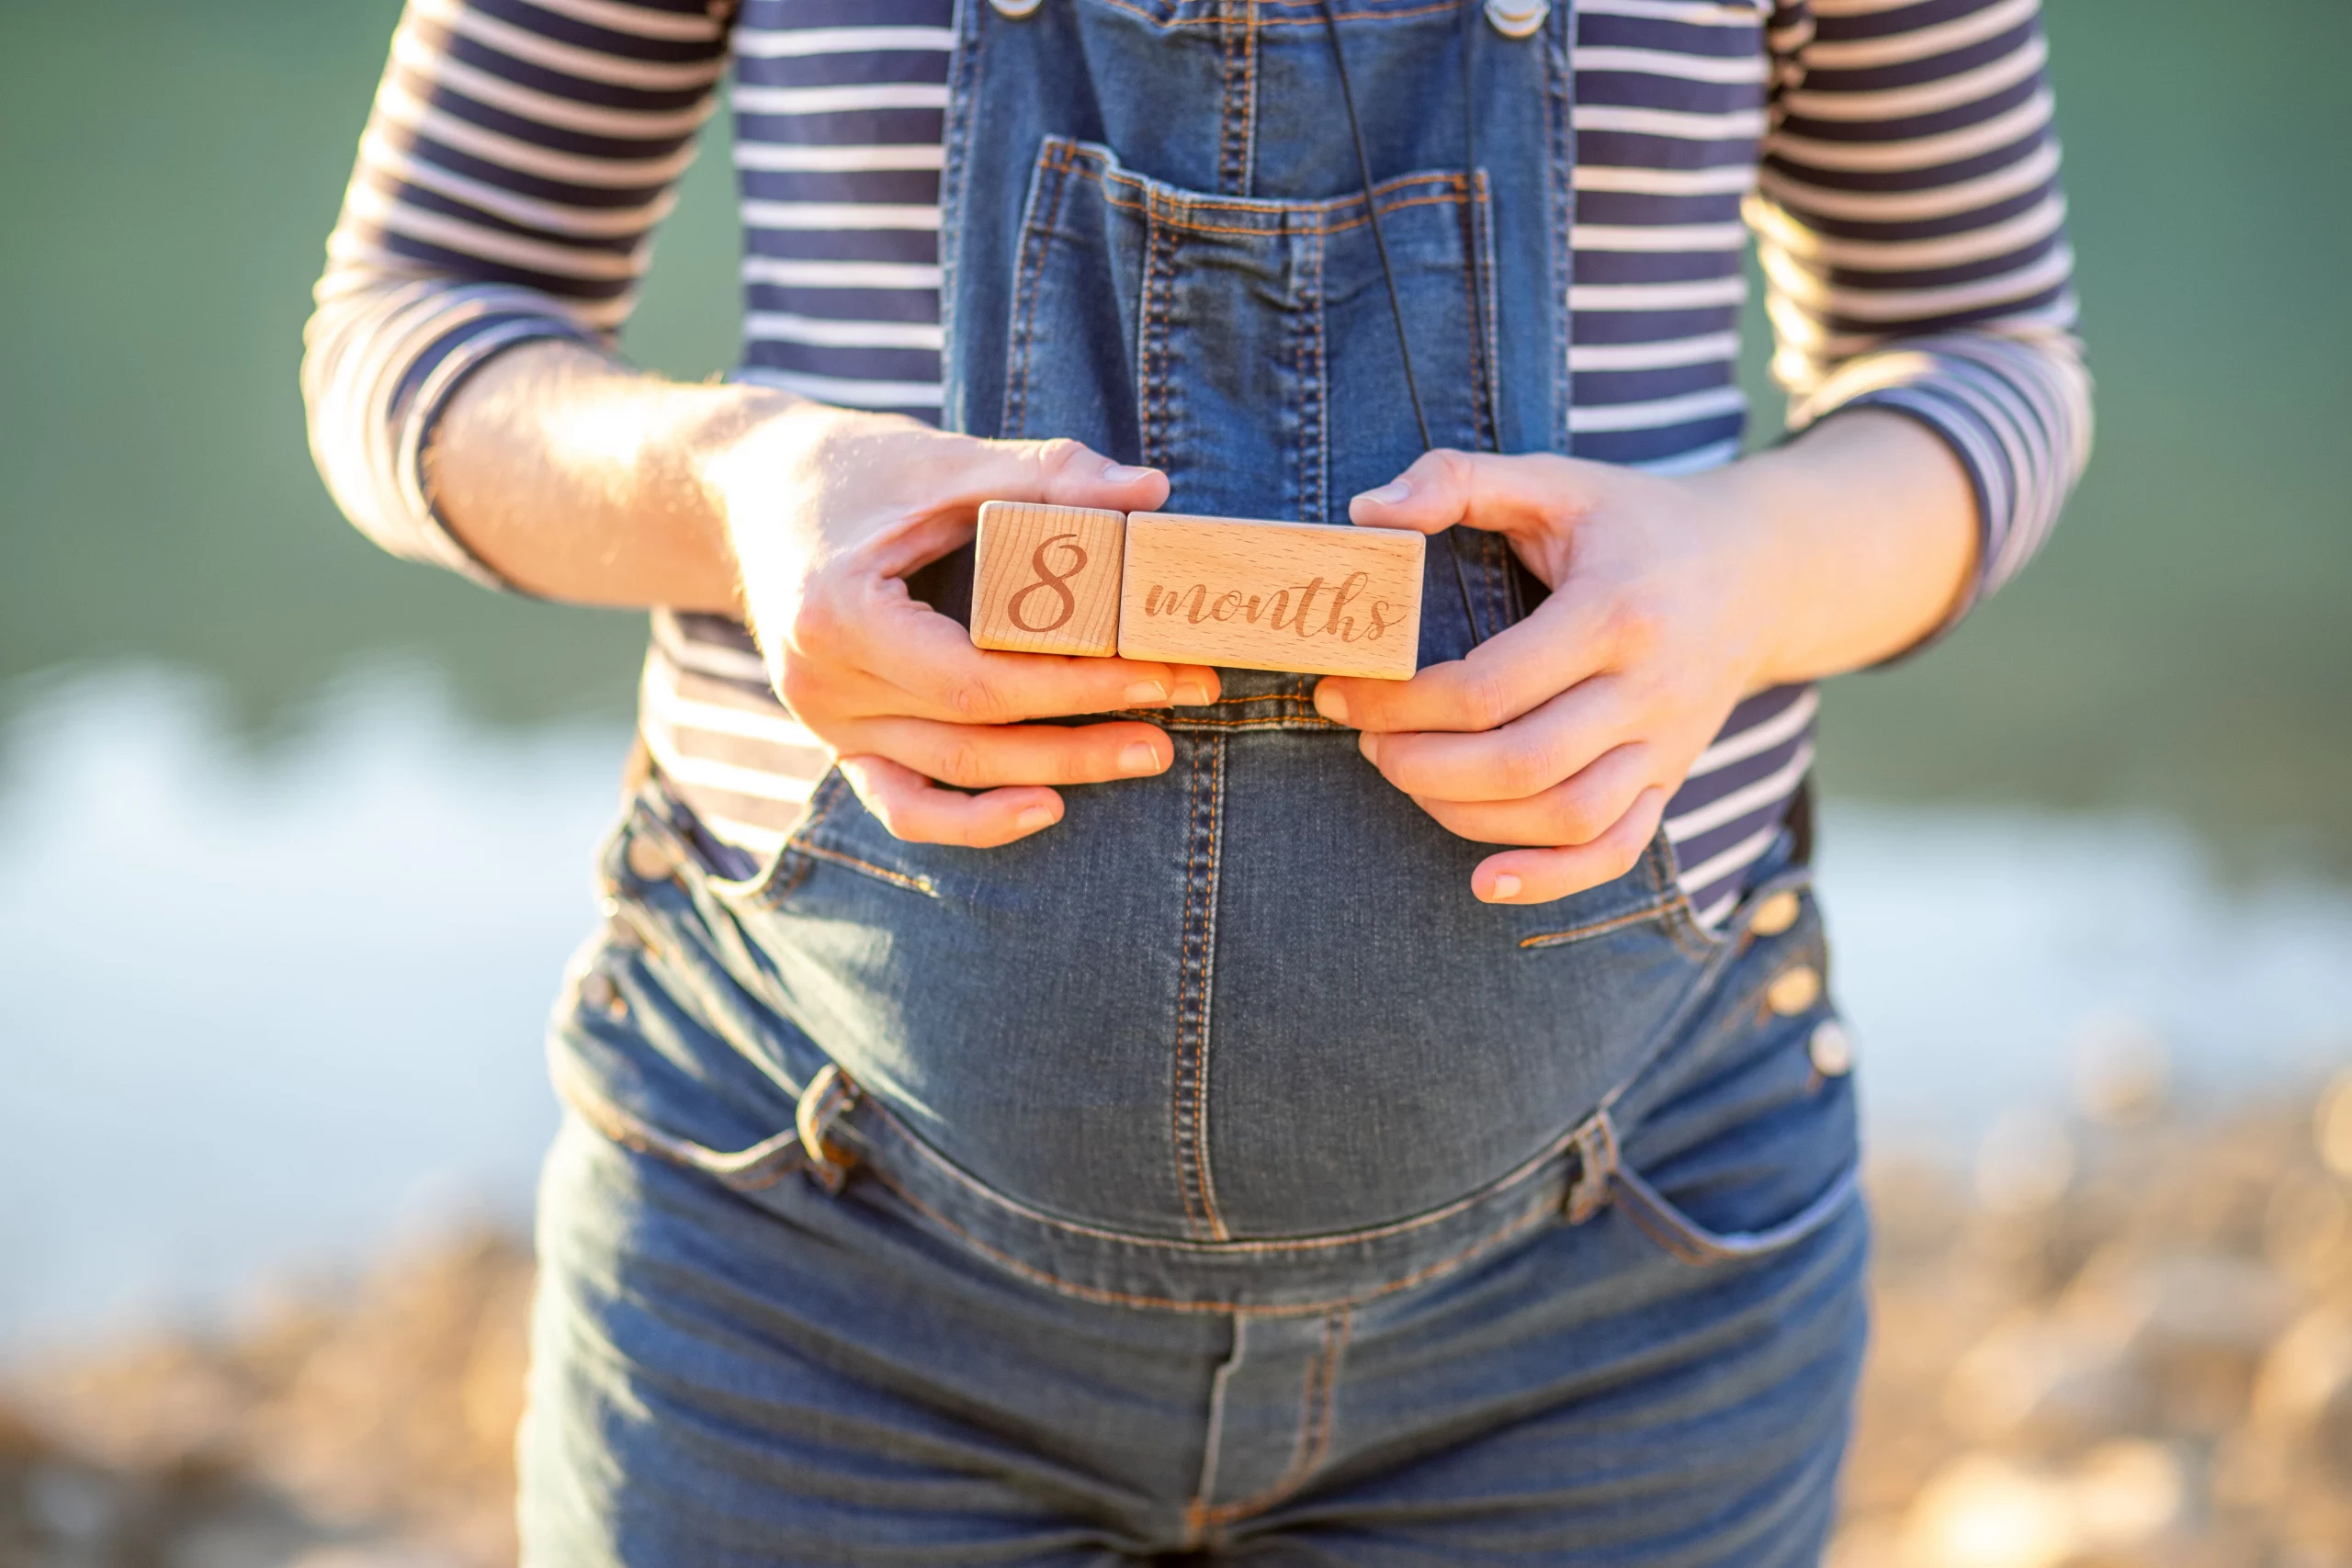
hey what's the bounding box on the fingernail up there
[1172,678,1214,706]
[1487,873,1523,902]
[1118,741,1160,775]
[1314,685,1349,725]
[1357,480,1411,506]
[1017,805,1057,832]
[1102,463,1155,483]
[1124,679,1169,705]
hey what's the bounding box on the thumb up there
[1347,449,1583,544]
[985,435,1171,514]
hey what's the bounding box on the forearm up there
[1701,409,1981,689]
[423,340,786,614]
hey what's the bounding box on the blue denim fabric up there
[526,795,1864,1562]
[524,1,1869,1558]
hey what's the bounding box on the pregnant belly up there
[752,727,1710,1240]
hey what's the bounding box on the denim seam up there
[1309,231,1329,523]
[1288,227,1329,524]
[1547,7,1576,453]
[1141,197,1176,472]
[1197,1307,1351,1529]
[861,1156,1562,1314]
[1461,175,1497,460]
[1173,736,1232,1240]
[1515,897,1683,951]
[1111,183,1474,239]
[1217,1,1259,197]
[850,1090,1589,1255]
[1611,1163,1861,1268]
[1092,0,1467,29]
[549,1055,808,1193]
[791,842,942,900]
[934,0,984,432]
[1002,140,1075,438]
[1053,143,1474,231]
[1141,714,1347,731]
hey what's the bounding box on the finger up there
[1357,678,1625,802]
[835,590,1223,723]
[842,716,1174,790]
[834,754,1063,849]
[1472,785,1669,905]
[1313,590,1607,735]
[842,435,1175,584]
[1408,744,1655,846]
[1345,448,1582,537]
[971,434,1172,515]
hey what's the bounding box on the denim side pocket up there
[1598,888,1861,1266]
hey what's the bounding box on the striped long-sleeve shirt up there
[303,0,2091,926]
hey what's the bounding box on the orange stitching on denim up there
[1516,899,1680,950]
[857,1089,1598,1258]
[1196,739,1228,1238]
[1091,0,1463,28]
[1304,230,1329,521]
[793,842,940,899]
[1097,186,1472,239]
[1160,715,1347,731]
[1217,2,1258,196]
[1004,140,1076,437]
[1140,196,1177,473]
[1049,150,1472,232]
[1172,737,1230,1240]
[863,1158,1563,1314]
[1199,1307,1351,1527]
[1171,739,1206,1235]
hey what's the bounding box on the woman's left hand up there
[1312,448,1781,906]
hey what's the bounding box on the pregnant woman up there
[305,0,2087,1560]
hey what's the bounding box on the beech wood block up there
[970,501,1127,657]
[1116,512,1424,680]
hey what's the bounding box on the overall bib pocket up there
[999,135,1516,661]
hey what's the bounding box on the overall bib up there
[525,3,1869,1559]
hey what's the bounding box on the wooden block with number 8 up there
[971,501,1127,657]
[1117,512,1423,680]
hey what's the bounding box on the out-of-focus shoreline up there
[6,1072,2350,1568]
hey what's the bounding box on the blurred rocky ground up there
[5,1062,2350,1568]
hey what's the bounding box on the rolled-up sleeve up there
[1752,0,2093,633]
[300,0,729,588]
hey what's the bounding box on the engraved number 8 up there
[1006,533,1088,633]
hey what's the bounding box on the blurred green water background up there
[3,0,2347,874]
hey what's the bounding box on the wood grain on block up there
[1117,512,1424,680]
[970,502,1127,657]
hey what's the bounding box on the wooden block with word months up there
[971,501,1127,657]
[1117,512,1424,680]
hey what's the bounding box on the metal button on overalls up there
[1750,889,1802,936]
[988,0,1044,16]
[1809,1020,1855,1077]
[1768,964,1822,1016]
[1486,0,1550,38]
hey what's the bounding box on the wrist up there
[1681,456,1809,694]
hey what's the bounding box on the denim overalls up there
[523,3,1869,1560]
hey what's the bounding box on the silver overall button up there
[989,0,1044,16]
[1486,0,1550,38]
[1809,1019,1854,1077]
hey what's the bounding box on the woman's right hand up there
[705,399,1220,848]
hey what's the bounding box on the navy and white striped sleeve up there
[300,0,730,588]
[1752,0,2093,628]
